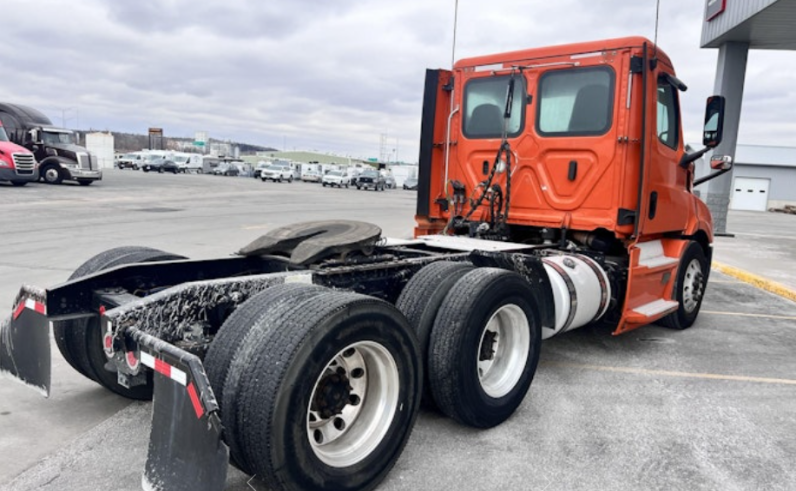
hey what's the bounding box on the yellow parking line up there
[700,310,796,321]
[712,261,796,303]
[708,280,741,284]
[542,361,796,385]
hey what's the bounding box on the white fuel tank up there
[541,254,611,340]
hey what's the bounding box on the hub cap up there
[476,304,531,398]
[44,168,59,182]
[682,259,704,314]
[307,341,399,468]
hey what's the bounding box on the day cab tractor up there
[0,37,734,491]
[0,120,38,186]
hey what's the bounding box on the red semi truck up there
[0,120,38,186]
[1,37,734,491]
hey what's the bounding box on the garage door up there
[731,177,770,211]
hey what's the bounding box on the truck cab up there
[0,121,38,186]
[417,36,729,333]
[0,103,102,186]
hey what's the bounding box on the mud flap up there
[0,286,50,397]
[131,330,229,491]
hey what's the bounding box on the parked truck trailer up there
[0,37,735,491]
[0,103,102,185]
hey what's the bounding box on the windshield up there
[361,170,377,177]
[42,131,76,145]
[463,75,525,139]
[173,156,189,163]
[267,165,282,171]
[536,66,615,136]
[328,171,342,176]
[0,127,8,142]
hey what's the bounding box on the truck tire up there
[228,290,421,491]
[205,283,327,432]
[41,164,63,184]
[659,241,708,330]
[396,260,474,408]
[52,246,186,399]
[428,268,541,428]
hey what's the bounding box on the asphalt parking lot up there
[1,170,795,491]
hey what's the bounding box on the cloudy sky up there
[2,0,794,161]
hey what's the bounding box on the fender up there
[39,156,75,168]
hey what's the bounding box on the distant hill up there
[77,130,278,154]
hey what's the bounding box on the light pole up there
[60,107,78,128]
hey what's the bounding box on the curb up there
[712,261,796,303]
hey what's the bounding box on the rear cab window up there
[536,66,615,137]
[463,75,526,139]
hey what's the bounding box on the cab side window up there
[656,78,679,149]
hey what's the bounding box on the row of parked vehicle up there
[118,151,254,177]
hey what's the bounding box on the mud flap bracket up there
[129,328,229,491]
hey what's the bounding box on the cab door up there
[637,73,690,235]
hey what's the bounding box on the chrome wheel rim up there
[307,341,399,468]
[44,168,59,182]
[476,304,530,398]
[682,259,704,314]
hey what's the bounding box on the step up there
[631,299,679,317]
[637,240,679,269]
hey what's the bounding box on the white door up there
[731,177,770,211]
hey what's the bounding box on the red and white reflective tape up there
[12,298,46,320]
[186,382,205,419]
[140,352,187,386]
[139,351,205,419]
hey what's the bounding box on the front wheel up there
[228,289,421,491]
[659,241,708,330]
[41,165,63,184]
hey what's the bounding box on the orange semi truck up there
[0,37,733,491]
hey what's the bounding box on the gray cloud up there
[0,0,793,160]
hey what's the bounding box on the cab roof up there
[455,36,673,72]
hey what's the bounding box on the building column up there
[706,41,749,235]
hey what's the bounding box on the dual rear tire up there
[53,246,186,400]
[397,263,542,428]
[205,284,422,491]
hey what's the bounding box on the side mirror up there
[28,128,41,144]
[710,155,733,170]
[703,96,726,148]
